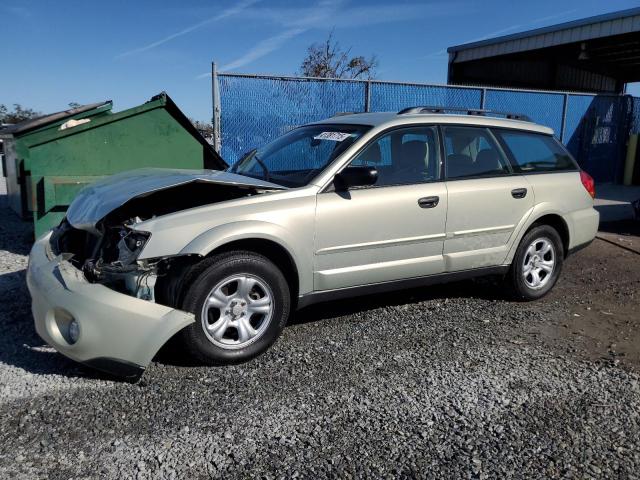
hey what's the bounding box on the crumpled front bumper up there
[26,233,195,380]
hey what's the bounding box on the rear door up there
[442,126,534,271]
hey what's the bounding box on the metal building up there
[447,7,640,93]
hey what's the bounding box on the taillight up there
[580,170,596,199]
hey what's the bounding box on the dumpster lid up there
[150,92,227,169]
[0,101,112,136]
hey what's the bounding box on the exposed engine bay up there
[50,179,280,306]
[50,219,161,301]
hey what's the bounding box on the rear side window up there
[494,130,577,173]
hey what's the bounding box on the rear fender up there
[503,203,570,264]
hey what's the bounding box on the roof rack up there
[397,106,532,122]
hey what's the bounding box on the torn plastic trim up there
[84,244,200,308]
[66,168,287,234]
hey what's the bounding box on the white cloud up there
[197,0,344,76]
[198,0,469,76]
[332,2,472,28]
[239,1,469,29]
[115,0,259,59]
[218,28,306,73]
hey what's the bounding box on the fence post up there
[480,88,487,109]
[560,93,569,143]
[365,80,372,112]
[211,62,222,154]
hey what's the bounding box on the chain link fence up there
[632,96,640,134]
[218,75,365,162]
[216,73,640,183]
[369,83,481,113]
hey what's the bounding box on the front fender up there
[180,221,313,295]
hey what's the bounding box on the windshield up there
[229,124,370,187]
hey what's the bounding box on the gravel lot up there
[1,179,639,479]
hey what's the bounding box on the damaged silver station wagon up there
[27,107,599,379]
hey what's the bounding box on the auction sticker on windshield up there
[313,131,352,142]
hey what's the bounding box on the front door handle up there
[418,196,439,208]
[511,188,527,199]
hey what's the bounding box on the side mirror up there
[334,166,378,190]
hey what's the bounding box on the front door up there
[314,125,448,291]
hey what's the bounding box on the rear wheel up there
[179,251,290,364]
[508,225,564,301]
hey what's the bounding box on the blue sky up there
[2,0,639,121]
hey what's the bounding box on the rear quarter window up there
[494,130,577,173]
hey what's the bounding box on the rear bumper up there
[27,233,195,379]
[567,237,594,256]
[566,207,599,251]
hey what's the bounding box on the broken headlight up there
[84,228,151,281]
[116,229,151,266]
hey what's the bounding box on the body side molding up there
[297,265,509,309]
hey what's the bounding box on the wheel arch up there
[505,208,572,265]
[206,237,300,305]
[528,213,570,257]
[180,222,304,303]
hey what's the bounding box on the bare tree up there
[300,31,378,80]
[189,118,214,142]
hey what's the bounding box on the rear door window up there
[494,130,577,173]
[442,126,511,179]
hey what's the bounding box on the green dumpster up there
[1,93,226,237]
[1,101,113,219]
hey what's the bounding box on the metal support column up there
[480,88,487,109]
[211,61,222,154]
[559,93,569,142]
[364,80,372,112]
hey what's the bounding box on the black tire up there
[179,251,290,365]
[508,224,564,301]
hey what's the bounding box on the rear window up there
[494,130,576,173]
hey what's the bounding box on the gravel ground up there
[1,178,639,479]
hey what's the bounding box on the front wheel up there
[179,251,290,365]
[508,225,564,301]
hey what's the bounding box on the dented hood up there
[66,168,286,233]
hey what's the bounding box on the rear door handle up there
[511,188,527,199]
[418,196,439,208]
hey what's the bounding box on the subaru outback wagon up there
[27,107,599,379]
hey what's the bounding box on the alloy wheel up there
[201,274,274,350]
[522,237,556,290]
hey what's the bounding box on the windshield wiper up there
[253,154,270,182]
[231,148,270,181]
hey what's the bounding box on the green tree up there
[0,103,42,124]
